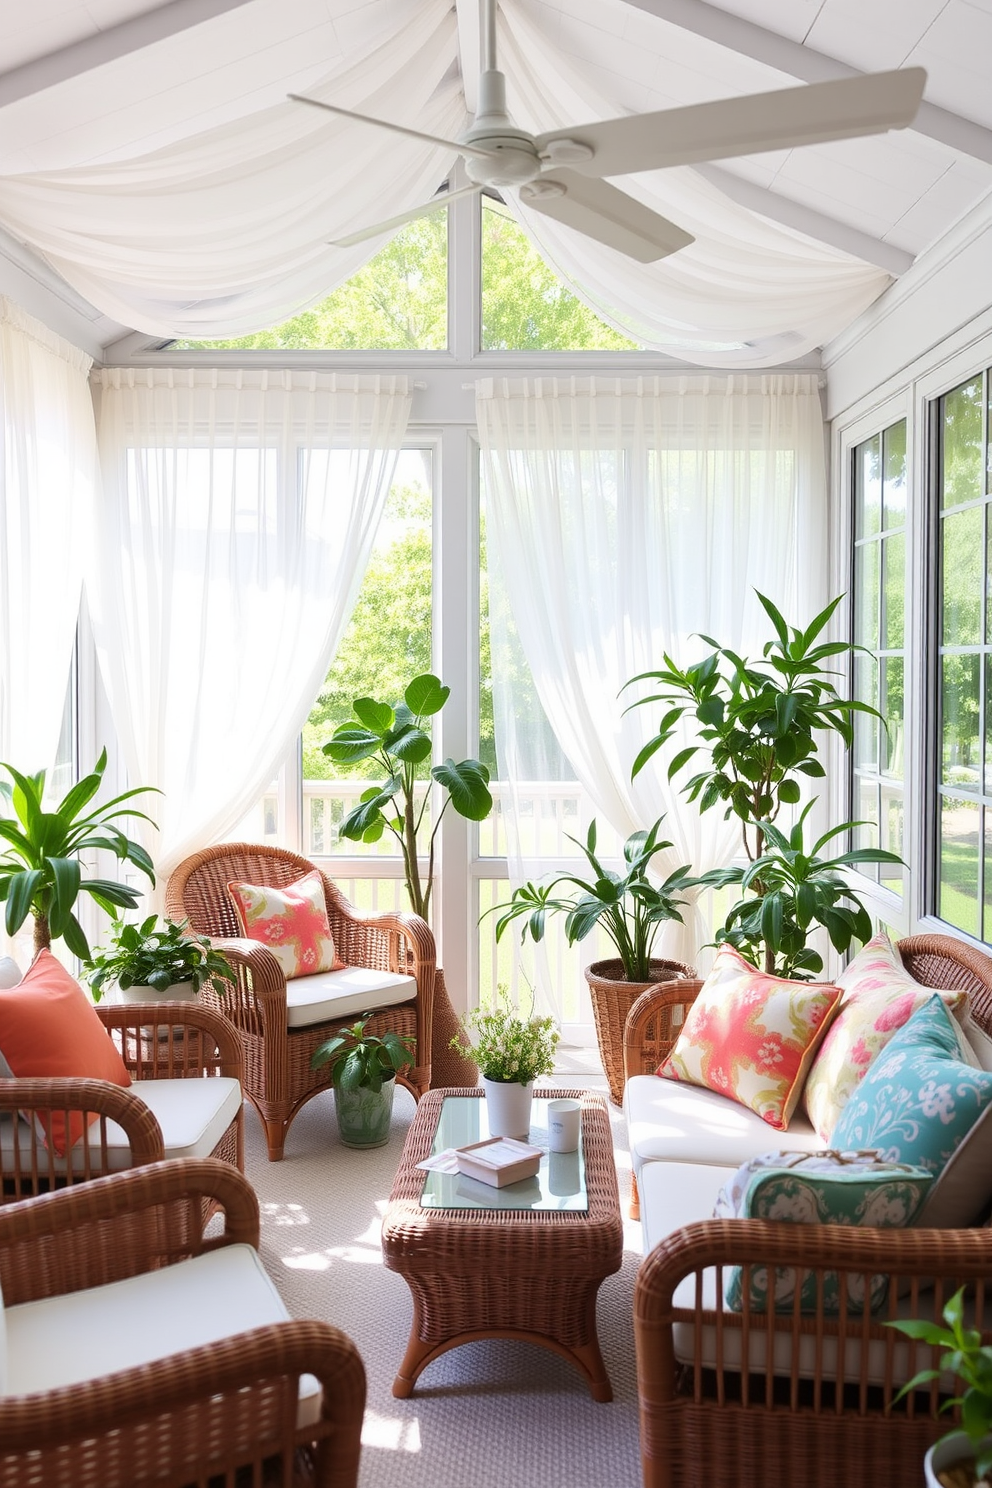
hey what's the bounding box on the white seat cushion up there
[624,1074,823,1180]
[5,1243,322,1427]
[0,1077,241,1174]
[285,967,416,1029]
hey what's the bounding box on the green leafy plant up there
[322,673,493,921]
[0,749,157,959]
[889,1286,992,1481]
[310,1016,416,1093]
[83,914,237,1001]
[484,818,694,983]
[699,804,903,978]
[450,986,559,1085]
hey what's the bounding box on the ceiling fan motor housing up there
[463,69,543,187]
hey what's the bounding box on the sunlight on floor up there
[260,1201,311,1226]
[361,1411,422,1453]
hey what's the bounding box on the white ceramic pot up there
[482,1076,535,1140]
[114,981,196,1004]
[925,1430,992,1488]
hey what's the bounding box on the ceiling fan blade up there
[289,94,501,164]
[329,184,483,248]
[518,172,693,263]
[535,67,927,178]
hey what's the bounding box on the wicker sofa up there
[624,933,992,1488]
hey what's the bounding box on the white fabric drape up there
[0,298,95,772]
[89,368,411,882]
[479,374,828,973]
[0,0,889,359]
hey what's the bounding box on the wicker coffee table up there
[381,1086,623,1401]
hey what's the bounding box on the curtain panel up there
[0,297,95,773]
[478,373,828,976]
[89,367,411,884]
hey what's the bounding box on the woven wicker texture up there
[381,1087,623,1401]
[166,844,436,1161]
[586,959,695,1105]
[630,932,992,1488]
[428,968,479,1088]
[0,1159,365,1488]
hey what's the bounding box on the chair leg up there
[264,1116,287,1162]
[630,1171,640,1222]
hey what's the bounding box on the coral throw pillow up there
[227,869,341,979]
[657,944,841,1130]
[803,933,968,1142]
[0,949,131,1154]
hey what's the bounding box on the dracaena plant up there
[322,674,493,922]
[0,749,157,960]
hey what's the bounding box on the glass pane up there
[854,540,880,650]
[942,505,983,645]
[303,450,433,858]
[941,376,984,509]
[882,532,905,650]
[853,653,879,769]
[881,656,904,779]
[985,816,992,943]
[942,652,981,791]
[880,786,904,895]
[854,777,879,867]
[173,213,448,351]
[855,434,881,539]
[481,197,637,351]
[882,419,907,530]
[939,795,980,936]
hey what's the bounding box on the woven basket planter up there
[584,958,695,1105]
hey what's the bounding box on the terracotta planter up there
[584,957,695,1105]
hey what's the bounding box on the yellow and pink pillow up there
[657,944,842,1130]
[227,869,342,979]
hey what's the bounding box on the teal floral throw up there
[830,995,992,1176]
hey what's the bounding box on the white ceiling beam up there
[621,0,992,167]
[695,163,915,275]
[0,0,259,108]
[455,0,480,114]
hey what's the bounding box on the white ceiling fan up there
[290,0,926,262]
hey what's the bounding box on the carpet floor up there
[244,1078,644,1488]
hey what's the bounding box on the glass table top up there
[419,1095,588,1212]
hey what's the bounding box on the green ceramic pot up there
[333,1073,396,1149]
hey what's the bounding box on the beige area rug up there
[245,1081,645,1488]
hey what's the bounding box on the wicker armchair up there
[628,933,992,1488]
[166,843,436,1160]
[0,1158,365,1488]
[0,1000,244,1203]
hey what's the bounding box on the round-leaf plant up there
[311,1017,416,1093]
[84,915,237,1001]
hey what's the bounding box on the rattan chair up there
[0,1157,365,1488]
[166,843,435,1160]
[628,932,992,1488]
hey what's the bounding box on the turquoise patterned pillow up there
[830,995,992,1176]
[718,1151,933,1315]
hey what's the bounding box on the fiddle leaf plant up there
[0,749,158,960]
[322,674,493,921]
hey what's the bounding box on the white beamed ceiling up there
[0,0,990,344]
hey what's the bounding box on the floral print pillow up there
[803,933,968,1141]
[227,869,341,979]
[830,995,992,1178]
[656,944,842,1130]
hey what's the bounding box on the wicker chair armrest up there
[95,1001,244,1080]
[0,1319,365,1488]
[191,936,290,1039]
[0,1157,259,1306]
[0,1077,164,1177]
[624,979,704,1082]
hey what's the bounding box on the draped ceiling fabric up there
[478,373,829,970]
[89,368,411,886]
[0,1,889,361]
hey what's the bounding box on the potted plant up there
[84,914,237,1003]
[889,1286,992,1488]
[311,1016,416,1148]
[449,986,559,1139]
[483,818,694,1103]
[0,749,157,959]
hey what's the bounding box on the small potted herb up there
[449,987,559,1139]
[311,1017,416,1148]
[84,914,236,1003]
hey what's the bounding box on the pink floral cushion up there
[227,869,342,979]
[657,945,842,1131]
[803,933,968,1141]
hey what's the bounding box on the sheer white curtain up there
[0,297,96,772]
[89,368,411,883]
[478,374,828,984]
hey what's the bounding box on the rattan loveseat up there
[625,933,992,1488]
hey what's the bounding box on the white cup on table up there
[547,1097,581,1153]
